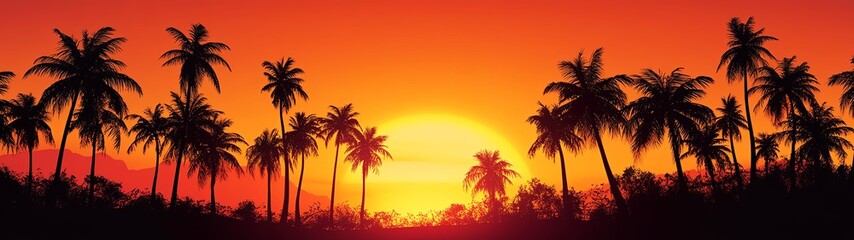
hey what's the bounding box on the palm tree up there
[543,48,631,214]
[682,124,730,196]
[246,129,282,222]
[71,96,128,204]
[286,112,320,226]
[260,57,307,223]
[6,93,54,192]
[127,104,168,200]
[715,95,748,190]
[24,27,139,185]
[188,116,245,215]
[318,104,360,225]
[344,126,391,227]
[624,68,714,192]
[756,133,779,173]
[829,57,854,114]
[786,102,853,177]
[161,24,231,98]
[751,56,819,187]
[164,92,220,207]
[0,71,13,95]
[464,150,520,221]
[718,17,778,185]
[526,102,583,219]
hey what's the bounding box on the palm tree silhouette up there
[0,71,13,95]
[464,150,519,221]
[715,95,747,190]
[6,93,54,192]
[286,112,320,226]
[717,17,778,186]
[260,57,307,223]
[71,96,128,204]
[624,68,714,192]
[319,104,360,226]
[527,102,582,219]
[247,129,282,222]
[543,48,631,214]
[829,57,854,114]
[783,102,853,177]
[755,133,779,173]
[682,124,730,196]
[344,126,391,227]
[164,92,221,207]
[24,27,138,186]
[751,56,819,187]
[127,104,169,200]
[187,116,245,215]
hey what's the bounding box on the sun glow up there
[341,114,530,214]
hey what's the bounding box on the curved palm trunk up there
[668,121,688,193]
[210,171,217,215]
[329,143,341,227]
[556,145,571,220]
[360,169,367,228]
[169,145,186,208]
[52,91,80,193]
[266,172,272,222]
[592,128,627,215]
[151,139,161,201]
[743,73,758,187]
[786,106,798,189]
[729,134,744,191]
[295,154,306,226]
[89,144,97,206]
[279,106,290,224]
[27,147,34,194]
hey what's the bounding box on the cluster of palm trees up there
[0,24,393,227]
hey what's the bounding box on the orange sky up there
[1,0,853,214]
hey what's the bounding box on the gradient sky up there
[1,0,853,213]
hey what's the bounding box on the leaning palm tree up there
[127,104,168,200]
[624,68,714,192]
[6,93,54,192]
[246,129,282,222]
[717,17,778,184]
[682,124,731,196]
[188,116,245,215]
[260,57,307,223]
[164,92,221,207]
[318,104,360,225]
[829,57,854,115]
[71,96,127,204]
[24,27,140,185]
[464,150,520,221]
[756,133,779,173]
[543,48,631,214]
[715,95,748,190]
[344,126,391,227]
[751,56,819,186]
[0,71,13,95]
[786,102,853,178]
[526,102,583,219]
[286,112,320,226]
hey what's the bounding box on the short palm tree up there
[829,57,854,114]
[717,17,778,184]
[527,102,582,219]
[318,104,360,225]
[787,102,853,176]
[756,133,779,173]
[188,116,245,215]
[260,57,307,223]
[0,71,13,95]
[344,126,391,227]
[127,104,168,200]
[6,93,54,192]
[286,112,320,226]
[164,92,221,207]
[751,56,819,186]
[543,48,631,214]
[71,96,127,204]
[682,124,730,196]
[464,150,520,221]
[246,129,282,222]
[715,95,747,190]
[624,68,714,192]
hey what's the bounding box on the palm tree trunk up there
[360,170,366,228]
[279,106,290,224]
[706,159,720,198]
[169,146,185,208]
[592,127,627,215]
[266,172,272,222]
[52,91,80,189]
[743,73,758,187]
[668,122,688,193]
[210,171,217,215]
[89,144,96,206]
[329,143,341,228]
[151,139,160,201]
[295,154,306,227]
[729,134,744,191]
[27,147,34,194]
[787,106,798,190]
[556,145,571,220]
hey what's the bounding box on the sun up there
[340,114,530,214]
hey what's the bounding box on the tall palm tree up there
[161,24,231,98]
[24,27,139,185]
[715,95,748,190]
[127,104,168,200]
[0,71,13,95]
[543,48,631,214]
[829,57,854,114]
[755,133,779,173]
[717,17,778,185]
[188,116,245,215]
[260,57,307,223]
[785,102,853,177]
[71,96,127,204]
[344,126,391,227]
[164,92,220,207]
[247,129,282,222]
[526,102,583,219]
[464,150,520,221]
[318,104,360,225]
[751,56,819,186]
[624,68,714,192]
[286,112,320,226]
[682,124,731,196]
[6,93,54,192]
